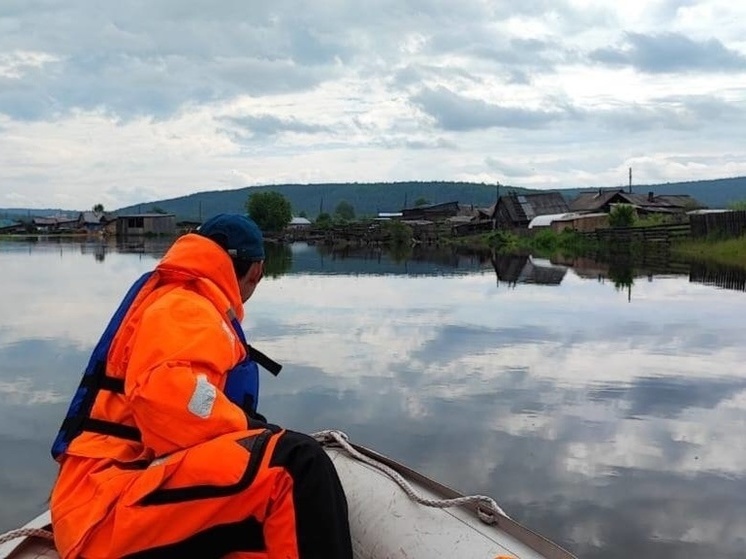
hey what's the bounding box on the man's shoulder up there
[144,285,223,325]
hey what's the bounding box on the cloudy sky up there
[1,0,745,210]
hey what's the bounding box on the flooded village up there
[2,187,746,294]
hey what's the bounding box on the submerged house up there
[77,211,114,233]
[115,213,176,236]
[492,192,569,229]
[32,215,78,232]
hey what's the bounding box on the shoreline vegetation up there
[671,235,746,268]
[3,225,746,270]
[438,228,746,270]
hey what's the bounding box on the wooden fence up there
[690,211,746,239]
[580,223,691,244]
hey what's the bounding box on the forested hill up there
[115,182,525,221]
[115,177,746,221]
[2,177,745,221]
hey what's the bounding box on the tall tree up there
[334,200,355,221]
[92,203,104,213]
[246,191,292,232]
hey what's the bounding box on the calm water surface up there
[1,238,745,558]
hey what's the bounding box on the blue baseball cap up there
[197,214,265,261]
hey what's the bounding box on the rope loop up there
[312,429,508,524]
[0,527,54,546]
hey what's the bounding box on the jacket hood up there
[156,233,244,321]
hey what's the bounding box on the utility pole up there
[628,167,632,194]
[493,181,501,230]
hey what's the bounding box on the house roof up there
[497,192,569,222]
[655,194,704,209]
[686,209,731,215]
[33,216,77,225]
[79,211,110,224]
[402,201,459,213]
[117,213,176,218]
[569,189,624,212]
[528,212,582,228]
[570,189,705,211]
[290,217,311,225]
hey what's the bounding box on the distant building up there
[115,213,176,236]
[0,219,24,234]
[527,212,610,232]
[401,201,460,221]
[287,216,312,230]
[551,212,609,233]
[492,192,569,229]
[77,211,114,233]
[176,220,202,234]
[570,189,704,214]
[32,215,78,232]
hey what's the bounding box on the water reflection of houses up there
[490,253,568,287]
[689,261,746,292]
[559,254,746,294]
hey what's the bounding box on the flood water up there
[0,237,744,558]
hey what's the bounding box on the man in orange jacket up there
[50,214,353,558]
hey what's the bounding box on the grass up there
[672,235,746,268]
[446,228,601,258]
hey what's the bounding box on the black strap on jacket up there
[246,344,283,377]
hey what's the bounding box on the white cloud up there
[0,51,59,79]
[0,1,745,209]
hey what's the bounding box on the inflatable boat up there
[0,431,576,559]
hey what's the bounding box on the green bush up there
[609,205,636,227]
[385,220,413,246]
[315,212,333,229]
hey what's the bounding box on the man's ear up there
[248,261,264,284]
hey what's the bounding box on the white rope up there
[312,429,509,524]
[0,526,54,546]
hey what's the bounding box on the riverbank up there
[446,228,599,257]
[672,235,746,268]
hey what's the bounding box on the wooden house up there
[32,216,78,232]
[77,211,115,233]
[492,192,569,229]
[569,189,704,215]
[115,213,176,236]
[0,219,25,234]
[550,213,609,233]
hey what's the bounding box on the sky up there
[1,0,745,211]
